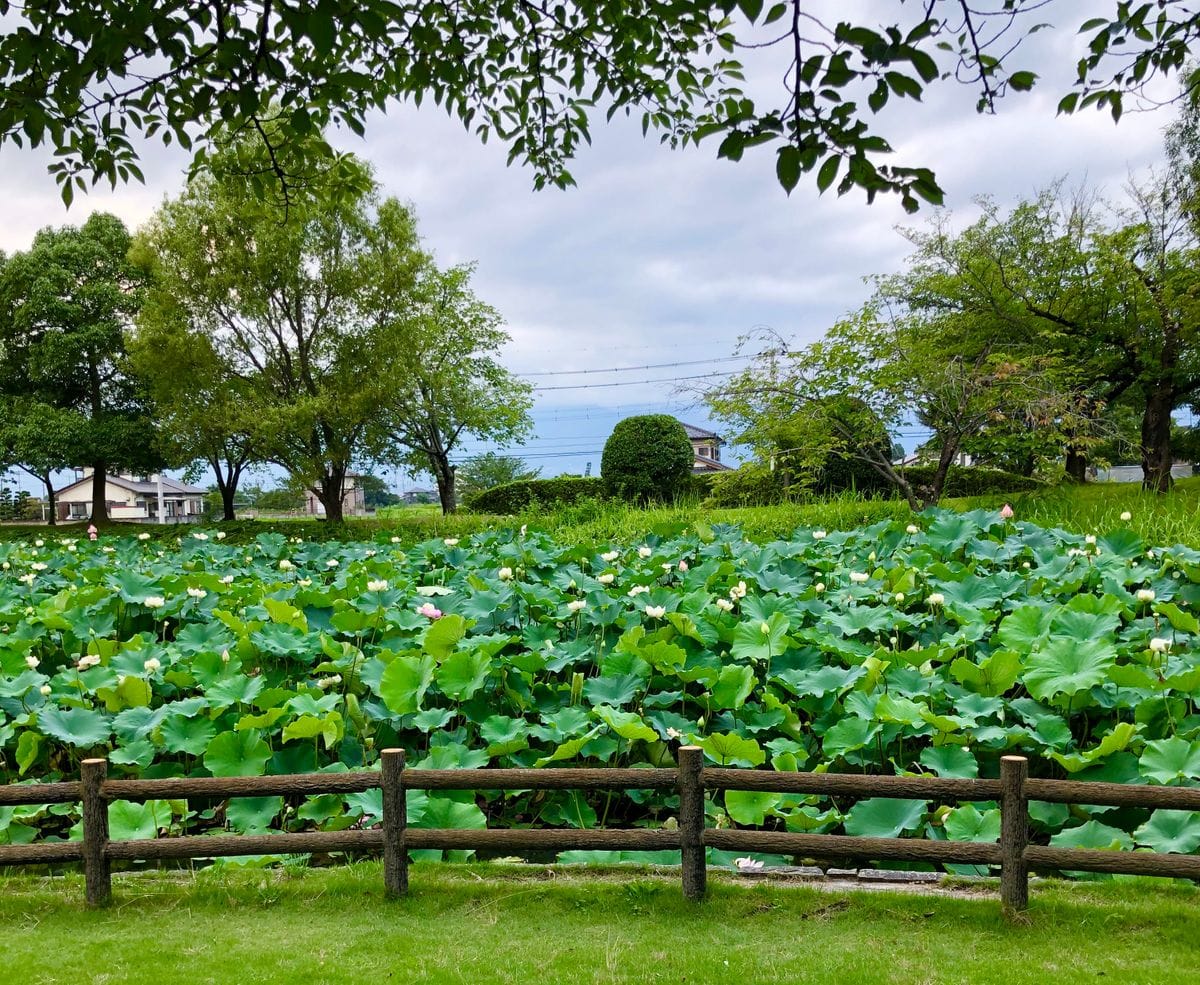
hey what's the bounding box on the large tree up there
[3,3,1200,208]
[374,264,533,515]
[456,453,542,503]
[133,137,429,522]
[0,213,161,523]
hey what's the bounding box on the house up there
[304,474,368,517]
[55,470,207,523]
[892,449,975,468]
[679,422,732,474]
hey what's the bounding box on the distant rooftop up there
[680,422,722,442]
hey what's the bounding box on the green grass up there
[5,478,1200,548]
[0,864,1195,984]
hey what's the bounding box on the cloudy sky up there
[0,3,1181,491]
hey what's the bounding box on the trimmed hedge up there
[602,415,694,502]
[906,465,1044,497]
[465,476,606,514]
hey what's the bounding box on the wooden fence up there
[2,749,1199,914]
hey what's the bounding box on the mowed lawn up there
[1,865,1196,985]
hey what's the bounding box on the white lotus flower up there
[137,533,150,541]
[601,550,620,562]
[297,578,313,587]
[443,538,460,547]
[18,573,35,585]
[31,562,47,571]
[367,579,390,592]
[628,585,650,597]
[1136,589,1156,603]
[326,558,339,568]
[220,575,234,584]
[193,532,209,541]
[638,545,653,558]
[666,727,683,740]
[497,567,513,581]
[1120,511,1132,522]
[143,596,166,609]
[849,571,869,583]
[567,599,587,613]
[645,605,666,619]
[894,592,905,603]
[77,654,101,670]
[186,587,207,599]
[1149,637,1172,653]
[364,549,376,558]
[0,562,7,570]
[39,684,52,696]
[905,524,919,535]
[812,531,827,540]
[927,593,945,606]
[597,573,615,585]
[391,536,402,544]
[678,559,689,572]
[1085,534,1097,545]
[734,857,764,871]
[143,657,161,673]
[730,581,747,599]
[216,531,227,540]
[279,559,294,571]
[25,655,39,669]
[661,563,673,573]
[715,598,734,612]
[814,583,825,594]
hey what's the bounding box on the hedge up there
[601,415,694,502]
[464,476,606,514]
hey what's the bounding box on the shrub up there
[601,415,694,503]
[704,463,790,507]
[465,476,605,514]
[904,465,1044,498]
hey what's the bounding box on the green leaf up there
[1050,722,1137,773]
[15,731,41,775]
[919,746,978,779]
[711,664,756,710]
[226,796,284,834]
[594,706,656,744]
[413,796,487,830]
[107,799,170,841]
[1133,810,1200,855]
[1050,820,1132,852]
[160,715,216,756]
[943,804,1001,843]
[731,612,789,662]
[423,614,468,660]
[37,707,111,748]
[1023,638,1116,703]
[379,654,437,715]
[435,649,492,702]
[725,789,781,826]
[843,798,927,838]
[697,732,765,768]
[1139,737,1200,785]
[203,729,271,777]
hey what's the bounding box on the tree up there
[456,453,542,502]
[375,264,533,515]
[357,474,401,509]
[708,320,1065,510]
[5,4,1200,209]
[0,213,161,523]
[0,399,86,525]
[601,415,694,503]
[127,289,261,521]
[133,134,429,522]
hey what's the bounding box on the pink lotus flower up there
[87,524,98,541]
[416,602,442,620]
[1000,503,1014,519]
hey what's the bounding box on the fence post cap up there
[81,757,108,765]
[678,744,702,751]
[380,747,404,755]
[1000,755,1029,763]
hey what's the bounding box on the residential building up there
[304,474,368,517]
[679,422,732,474]
[55,470,207,523]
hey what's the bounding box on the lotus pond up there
[1,511,1199,866]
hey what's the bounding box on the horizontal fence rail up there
[1,751,1198,915]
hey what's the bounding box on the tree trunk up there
[925,440,960,509]
[318,469,346,523]
[43,473,57,526]
[220,486,237,522]
[1064,449,1088,484]
[433,457,457,515]
[1141,385,1175,493]
[89,463,109,524]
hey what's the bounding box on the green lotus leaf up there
[435,649,492,702]
[378,653,436,715]
[1133,810,1200,854]
[107,799,171,841]
[724,789,782,826]
[730,612,790,662]
[226,796,284,834]
[203,729,271,777]
[37,706,111,748]
[1022,638,1116,703]
[423,613,468,661]
[919,746,979,779]
[160,715,217,756]
[697,732,765,768]
[843,798,927,838]
[942,804,1000,843]
[594,705,657,743]
[1139,736,1200,785]
[1050,820,1133,852]
[711,665,756,710]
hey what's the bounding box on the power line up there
[521,354,751,377]
[532,371,737,393]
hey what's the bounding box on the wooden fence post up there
[81,757,111,906]
[381,748,408,896]
[678,745,706,901]
[1000,755,1029,916]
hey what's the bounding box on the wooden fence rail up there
[0,749,1197,914]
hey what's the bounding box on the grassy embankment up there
[1,865,1197,984]
[6,478,1200,547]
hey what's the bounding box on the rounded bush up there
[601,415,694,503]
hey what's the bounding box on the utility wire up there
[520,354,752,377]
[532,371,737,393]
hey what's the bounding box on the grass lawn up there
[1,864,1197,984]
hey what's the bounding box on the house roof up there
[57,473,206,498]
[693,456,733,473]
[680,422,723,442]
